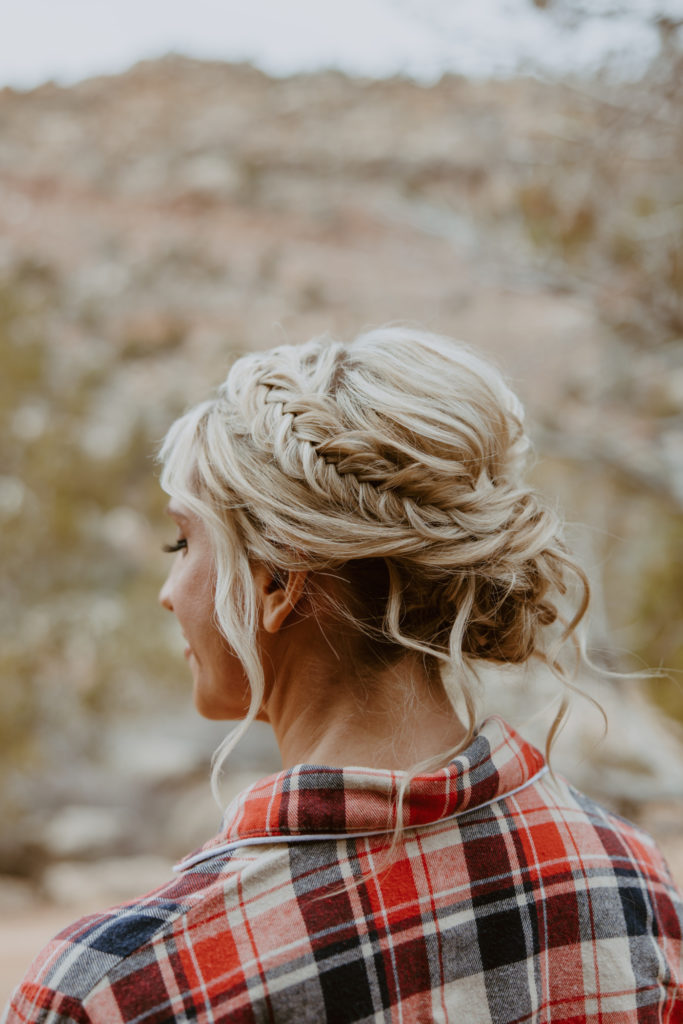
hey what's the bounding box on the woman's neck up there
[259,634,467,771]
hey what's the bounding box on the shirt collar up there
[176,717,546,871]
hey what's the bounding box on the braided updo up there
[160,327,589,775]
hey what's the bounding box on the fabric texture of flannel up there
[4,716,682,1023]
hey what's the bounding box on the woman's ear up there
[254,566,308,634]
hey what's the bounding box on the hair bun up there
[160,327,590,778]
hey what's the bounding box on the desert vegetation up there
[0,43,681,895]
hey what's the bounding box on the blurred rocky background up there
[1,0,682,997]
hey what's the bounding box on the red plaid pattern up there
[4,717,682,1023]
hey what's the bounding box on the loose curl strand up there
[159,327,593,810]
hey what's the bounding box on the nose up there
[159,575,174,612]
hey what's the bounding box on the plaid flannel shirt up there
[4,716,682,1023]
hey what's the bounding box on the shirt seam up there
[174,763,549,871]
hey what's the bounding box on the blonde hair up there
[159,327,589,800]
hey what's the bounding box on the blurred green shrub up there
[0,263,188,786]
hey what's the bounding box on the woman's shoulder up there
[2,855,241,1024]
[531,771,683,913]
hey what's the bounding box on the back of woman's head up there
[160,327,588,761]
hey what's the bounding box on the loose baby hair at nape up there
[159,326,590,797]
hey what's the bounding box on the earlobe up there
[258,568,308,634]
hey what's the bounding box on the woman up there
[5,328,682,1023]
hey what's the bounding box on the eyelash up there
[162,539,187,553]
